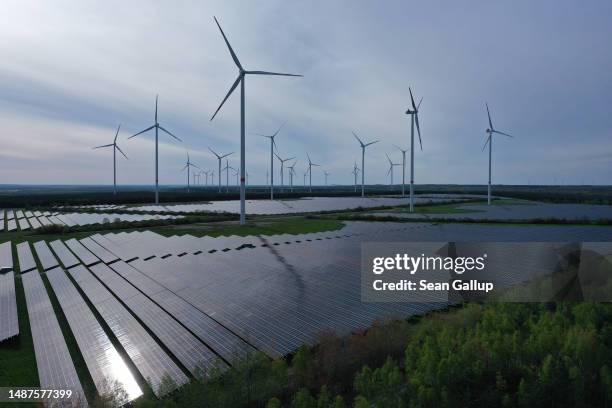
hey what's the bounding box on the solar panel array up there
[45,266,143,403]
[16,242,37,273]
[21,270,88,407]
[67,265,188,396]
[2,209,183,231]
[127,195,467,215]
[0,271,19,342]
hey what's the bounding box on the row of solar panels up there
[1,209,184,232]
[125,195,470,215]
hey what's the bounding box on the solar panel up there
[49,240,81,269]
[6,219,17,232]
[33,241,60,271]
[89,262,226,378]
[65,239,100,266]
[7,211,15,220]
[67,265,188,396]
[79,237,118,264]
[17,217,30,231]
[28,217,42,229]
[16,242,37,273]
[21,270,88,406]
[45,267,143,403]
[0,271,19,342]
[0,242,13,273]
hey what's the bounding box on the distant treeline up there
[1,185,611,208]
[110,302,612,408]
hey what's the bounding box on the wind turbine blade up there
[181,164,188,172]
[409,87,417,111]
[246,70,302,77]
[159,125,182,142]
[155,95,158,123]
[417,97,423,110]
[210,75,242,121]
[114,124,121,143]
[387,167,392,176]
[365,140,379,147]
[92,144,114,149]
[286,157,296,161]
[494,130,514,138]
[307,153,312,164]
[386,153,392,165]
[255,133,272,137]
[415,114,422,150]
[208,147,220,158]
[482,135,491,151]
[273,122,286,136]
[213,16,243,70]
[128,125,155,139]
[486,103,493,130]
[352,131,364,146]
[115,145,129,159]
[221,152,234,159]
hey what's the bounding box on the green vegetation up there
[123,302,612,407]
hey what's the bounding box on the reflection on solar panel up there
[21,271,88,407]
[65,239,100,266]
[79,238,118,264]
[0,242,13,273]
[67,265,188,396]
[0,271,19,342]
[16,242,37,273]
[49,240,81,269]
[89,262,225,378]
[46,267,143,403]
[33,241,60,271]
[113,259,253,362]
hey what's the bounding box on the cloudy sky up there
[1,0,611,186]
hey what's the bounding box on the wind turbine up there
[203,170,210,186]
[306,154,320,193]
[129,95,182,204]
[303,169,308,187]
[255,123,285,200]
[287,160,297,192]
[483,103,514,205]
[181,153,201,193]
[210,16,302,225]
[393,145,408,196]
[234,168,240,186]
[351,162,360,193]
[209,148,233,193]
[93,124,128,195]
[324,171,330,186]
[275,153,295,192]
[385,153,401,186]
[405,87,423,212]
[352,132,378,197]
[223,159,235,193]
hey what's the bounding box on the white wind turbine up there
[129,95,182,204]
[223,159,235,193]
[93,124,128,195]
[181,153,201,193]
[483,103,514,205]
[351,162,360,193]
[203,170,210,186]
[393,145,408,196]
[210,17,302,225]
[405,87,423,212]
[386,153,401,187]
[306,154,320,193]
[255,123,285,200]
[287,160,297,192]
[324,171,330,186]
[209,148,233,193]
[275,153,295,192]
[352,132,379,197]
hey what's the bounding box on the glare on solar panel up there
[45,267,143,403]
[0,242,13,273]
[21,270,88,406]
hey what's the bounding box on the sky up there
[0,0,611,186]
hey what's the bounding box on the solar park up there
[2,210,612,405]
